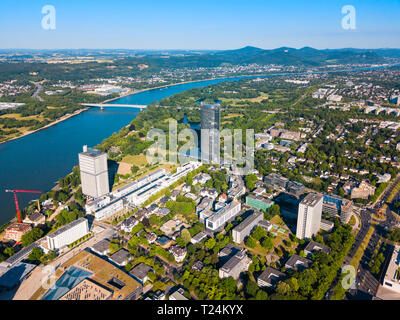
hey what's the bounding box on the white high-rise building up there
[79,145,110,198]
[296,193,323,240]
[47,218,89,250]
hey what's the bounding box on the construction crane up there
[5,189,42,223]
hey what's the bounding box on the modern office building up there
[322,194,353,224]
[264,173,288,189]
[200,103,220,164]
[204,201,241,231]
[232,211,264,244]
[47,218,89,250]
[286,181,305,197]
[79,145,110,198]
[296,193,323,240]
[245,195,274,211]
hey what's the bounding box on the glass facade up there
[200,103,220,164]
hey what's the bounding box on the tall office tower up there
[296,193,323,240]
[78,145,110,198]
[200,102,220,164]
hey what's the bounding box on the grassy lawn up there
[121,154,148,166]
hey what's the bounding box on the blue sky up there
[0,0,399,49]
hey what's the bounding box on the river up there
[0,77,245,225]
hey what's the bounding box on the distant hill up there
[137,46,399,68]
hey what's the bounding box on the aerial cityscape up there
[1,0,400,309]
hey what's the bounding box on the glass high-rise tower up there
[200,102,220,164]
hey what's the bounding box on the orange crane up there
[5,189,42,223]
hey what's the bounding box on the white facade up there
[382,245,400,293]
[47,218,89,250]
[205,201,241,231]
[85,161,201,221]
[296,193,323,239]
[79,146,109,198]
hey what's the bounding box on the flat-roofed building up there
[190,231,208,244]
[257,267,287,288]
[232,211,264,244]
[219,250,251,280]
[91,239,110,256]
[286,181,305,197]
[246,195,274,211]
[264,173,288,189]
[169,288,188,300]
[129,263,153,285]
[296,193,323,240]
[109,249,132,267]
[47,218,89,250]
[60,278,113,300]
[205,201,241,231]
[79,145,110,198]
[382,245,400,293]
[323,194,353,224]
[4,223,32,242]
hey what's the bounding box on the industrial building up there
[296,193,323,240]
[47,218,89,250]
[79,145,110,199]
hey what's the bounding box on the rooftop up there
[285,254,312,270]
[60,278,113,300]
[300,193,323,207]
[47,217,87,239]
[232,211,263,233]
[109,249,131,265]
[304,241,331,255]
[130,263,153,282]
[258,267,286,286]
[91,239,110,254]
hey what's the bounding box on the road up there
[345,176,400,300]
[32,82,44,102]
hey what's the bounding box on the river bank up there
[0,107,90,145]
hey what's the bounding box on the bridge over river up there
[81,103,147,110]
